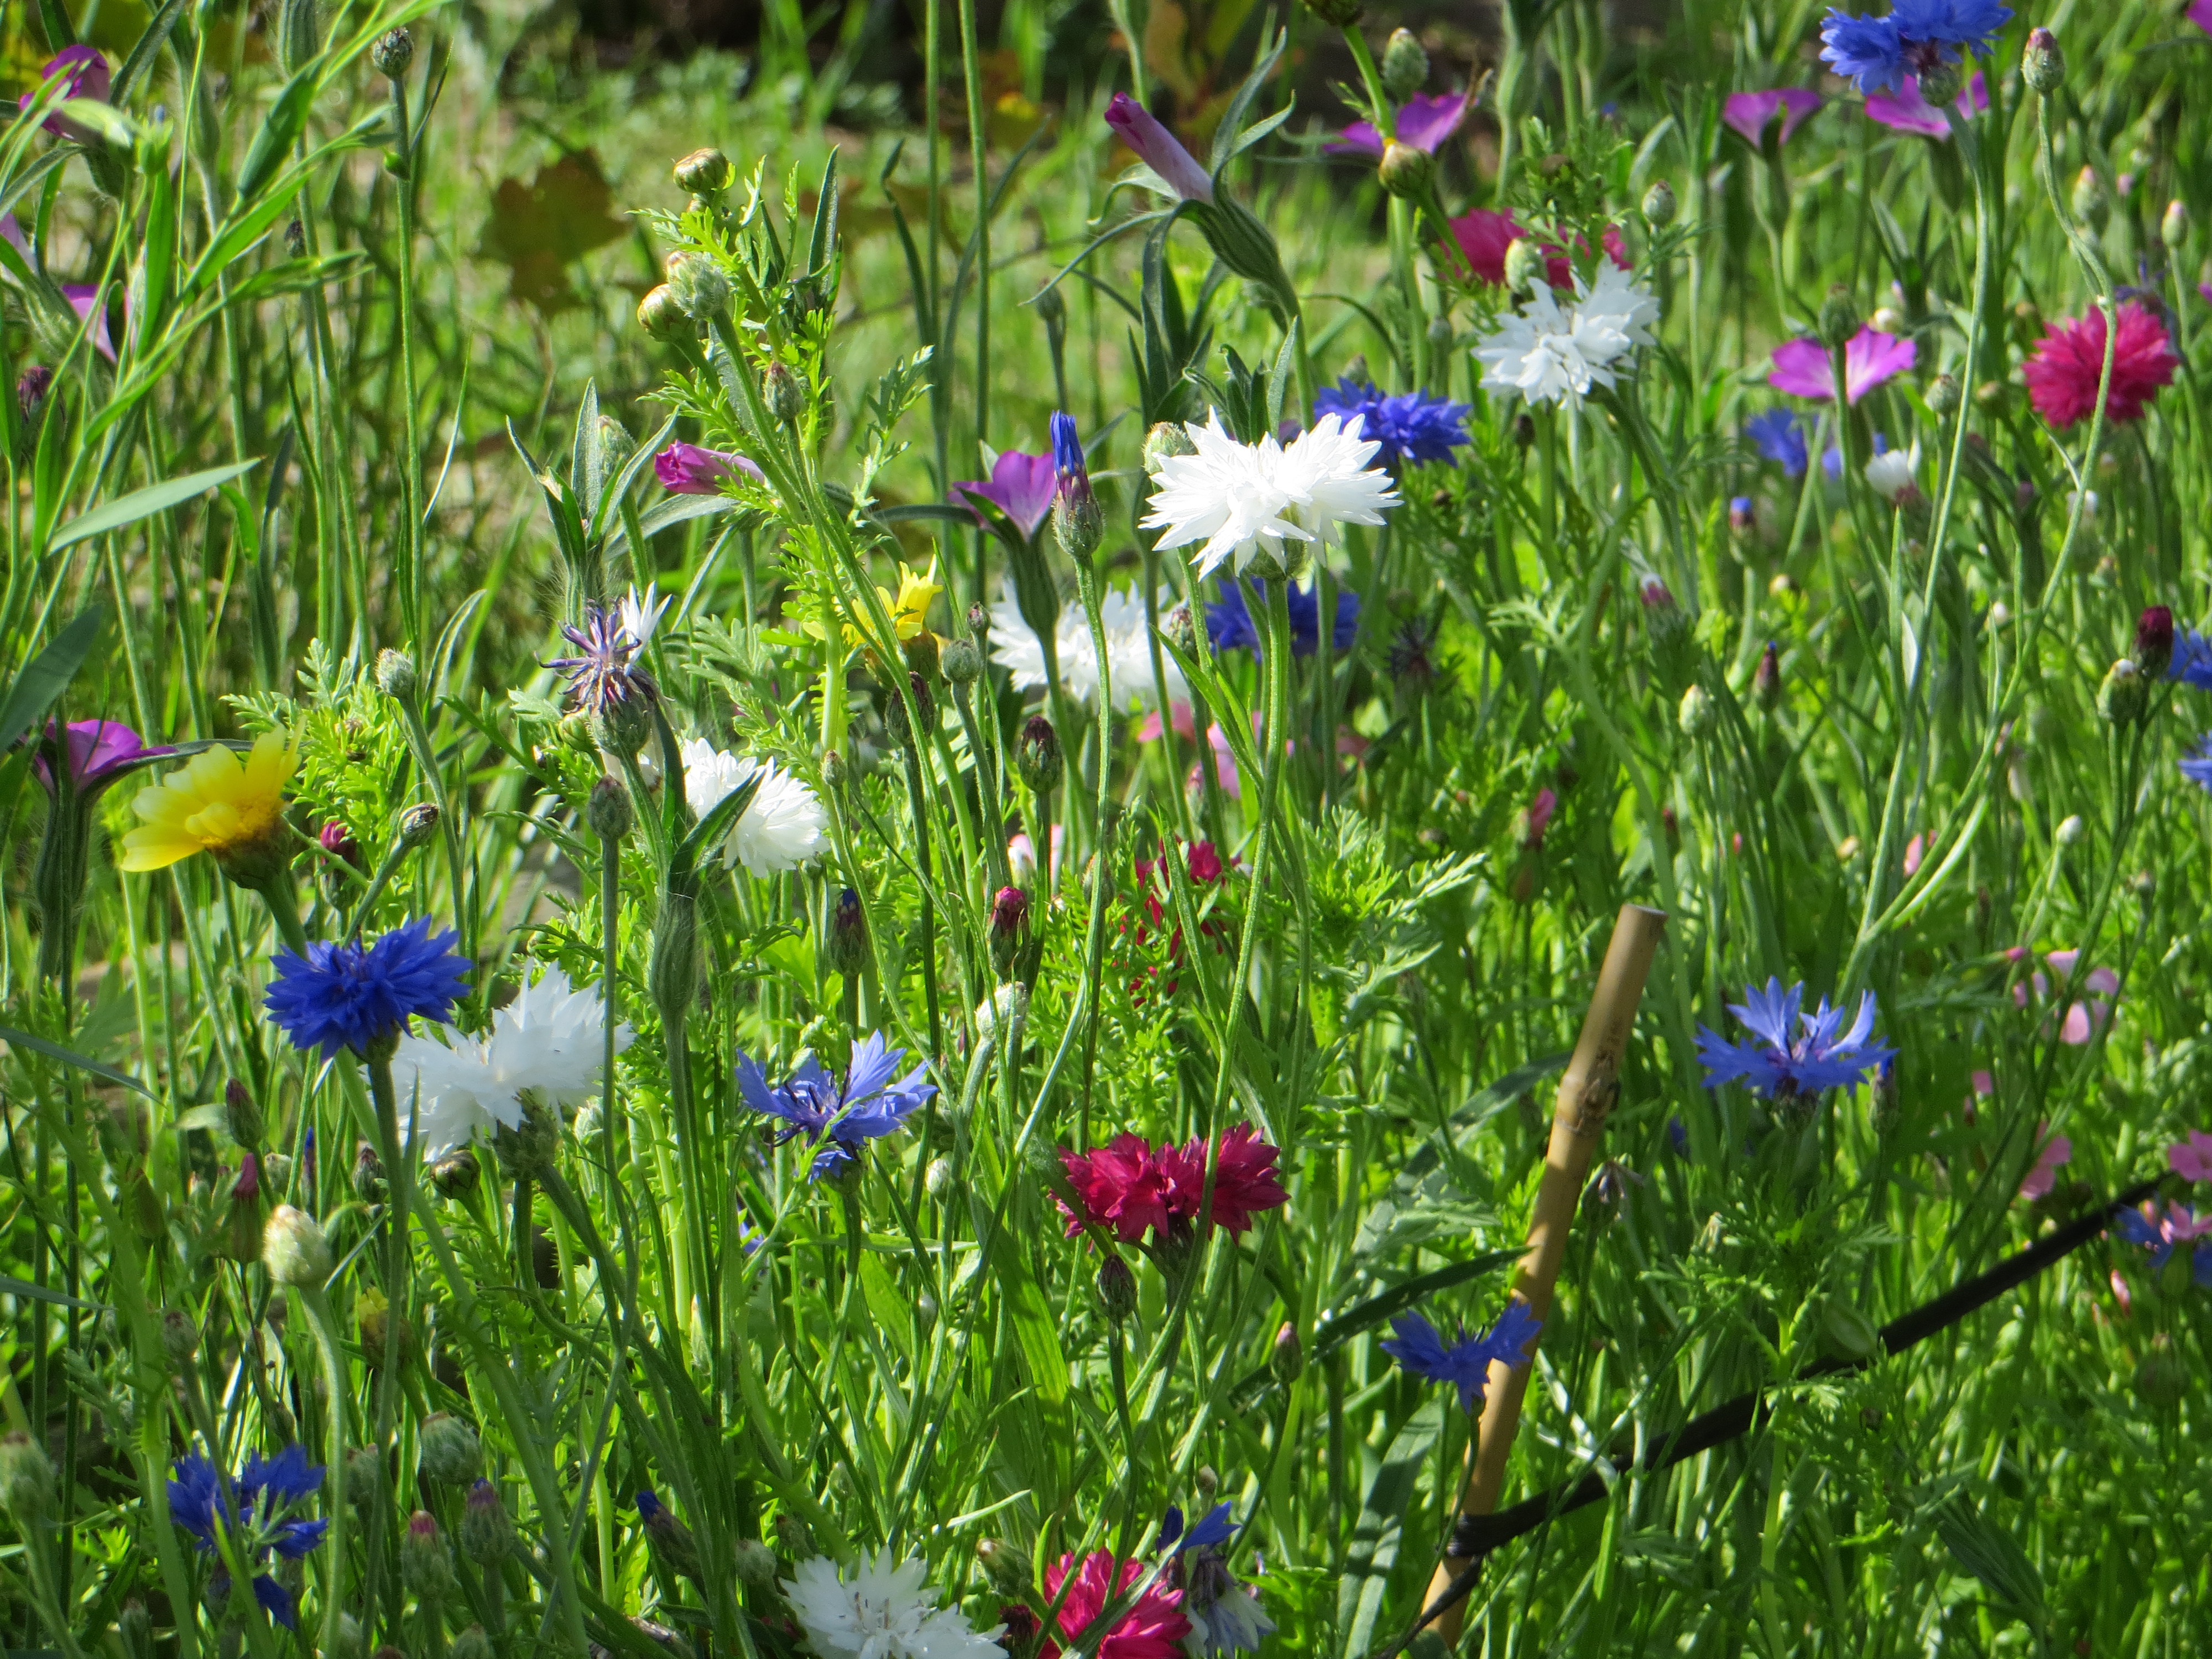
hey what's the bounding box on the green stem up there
[298,1285,354,1659]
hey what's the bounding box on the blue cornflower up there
[1206,579,1359,658]
[737,1030,935,1180]
[1820,0,2012,93]
[1744,409,1808,477]
[1156,1503,1275,1654]
[1157,1500,1238,1554]
[166,1447,328,1630]
[1819,12,1905,92]
[1380,1300,1543,1414]
[264,916,470,1057]
[1051,410,1088,492]
[1695,977,1898,1099]
[548,603,659,716]
[1312,379,1473,467]
[2179,736,2212,792]
[2170,629,2212,690]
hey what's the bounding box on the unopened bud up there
[2136,606,2174,680]
[352,1141,386,1203]
[225,1077,264,1149]
[160,1308,200,1367]
[1380,28,1429,101]
[674,147,732,196]
[449,1628,494,1659]
[2071,165,2103,223]
[1915,60,1963,109]
[325,1614,367,1659]
[1640,178,1677,229]
[1752,641,1782,710]
[1377,139,1434,201]
[764,361,805,424]
[2097,658,2145,723]
[0,1431,56,1519]
[375,648,418,699]
[17,364,53,426]
[1033,280,1067,331]
[1815,1297,1884,1365]
[774,1511,816,1562]
[1502,237,1546,295]
[735,1537,780,1590]
[459,1479,515,1565]
[1271,1319,1303,1383]
[398,802,440,848]
[2161,199,2188,249]
[428,1146,480,1197]
[666,252,732,320]
[976,1536,1032,1597]
[2021,26,2063,95]
[1514,412,1536,449]
[419,1413,483,1485]
[1016,715,1062,794]
[826,887,868,979]
[1097,1255,1137,1321]
[1817,284,1859,349]
[925,1156,955,1200]
[262,1204,332,1286]
[637,284,696,341]
[1927,372,1959,415]
[588,775,633,842]
[2056,813,2085,846]
[401,1510,456,1601]
[1678,683,1713,735]
[369,27,414,76]
[942,634,982,685]
[1196,1465,1220,1498]
[118,1599,153,1659]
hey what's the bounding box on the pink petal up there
[2044,948,2080,976]
[1970,1070,1995,1097]
[2109,1270,2132,1315]
[2085,967,2120,997]
[2166,1129,2212,1183]
[2058,1002,2092,1045]
[1902,832,1925,877]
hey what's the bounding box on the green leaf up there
[0,1022,154,1097]
[1310,1251,1522,1363]
[1338,1397,1447,1659]
[1932,1495,2047,1627]
[0,1273,105,1310]
[234,64,322,208]
[47,460,262,555]
[601,492,739,556]
[0,606,106,754]
[988,1229,1071,1407]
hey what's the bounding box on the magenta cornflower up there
[2021,301,2178,429]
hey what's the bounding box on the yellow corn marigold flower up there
[119,733,299,874]
[805,561,943,649]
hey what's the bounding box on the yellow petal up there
[116,827,198,872]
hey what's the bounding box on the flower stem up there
[296,1284,353,1659]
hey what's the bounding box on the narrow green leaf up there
[0,606,107,754]
[0,1274,105,1310]
[0,1022,154,1097]
[47,460,262,555]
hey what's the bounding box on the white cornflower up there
[1865,442,1923,505]
[395,967,633,1162]
[782,1550,1003,1659]
[1141,413,1311,579]
[1474,263,1661,408]
[680,739,831,875]
[987,581,1188,708]
[1273,413,1401,557]
[618,582,670,648]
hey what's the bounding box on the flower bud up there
[588,774,633,842]
[735,1537,780,1590]
[1377,139,1434,201]
[460,1479,515,1565]
[1814,1296,1884,1365]
[2021,26,2063,95]
[1915,60,1963,109]
[428,1146,480,1197]
[1380,28,1429,100]
[0,1431,56,1519]
[764,361,805,423]
[1502,237,1546,295]
[976,1536,1032,1597]
[369,27,414,76]
[2056,813,2085,846]
[1162,603,1196,655]
[1144,421,1197,477]
[1016,715,1062,794]
[398,802,440,848]
[375,648,418,699]
[352,1141,387,1203]
[401,1510,456,1601]
[924,1156,954,1200]
[419,1413,483,1485]
[637,284,697,341]
[1271,1319,1303,1384]
[17,364,54,427]
[649,891,700,1027]
[1097,1255,1137,1321]
[1196,1465,1220,1498]
[1752,641,1782,711]
[1728,495,1755,534]
[1678,682,1713,735]
[1640,178,1677,229]
[2161,199,2188,249]
[989,885,1031,975]
[2136,606,2174,680]
[161,1308,201,1368]
[940,634,982,686]
[666,252,732,320]
[826,887,869,979]
[1033,280,1067,333]
[1927,372,1960,415]
[674,146,732,196]
[1817,284,1859,349]
[2096,658,2145,724]
[774,1510,816,1562]
[263,1204,332,1287]
[224,1076,264,1149]
[118,1599,153,1659]
[450,1628,494,1659]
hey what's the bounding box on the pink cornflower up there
[1767,325,1917,403]
[2022,301,2178,429]
[1041,1551,1189,1659]
[1058,1127,1288,1243]
[1721,88,1822,147]
[2168,1128,2212,1183]
[1864,71,1987,138]
[2018,1125,2072,1201]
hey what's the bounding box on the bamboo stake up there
[1423,902,1668,1648]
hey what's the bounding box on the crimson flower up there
[1041,1551,1189,1659]
[2021,301,2178,429]
[1060,1126,1287,1243]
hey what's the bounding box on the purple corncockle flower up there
[1207,579,1358,658]
[2169,1128,2212,1183]
[736,1030,936,1180]
[2,214,116,361]
[1695,977,1897,1098]
[1311,379,1472,466]
[2194,0,2212,32]
[1744,409,1809,476]
[1324,91,1471,159]
[1721,88,1823,147]
[166,1446,330,1630]
[953,448,1058,540]
[1381,1300,1543,1413]
[1105,91,1214,202]
[1864,70,1987,137]
[2115,1201,2212,1271]
[1769,325,1917,403]
[1819,0,2013,96]
[20,46,109,140]
[30,718,169,800]
[653,442,763,495]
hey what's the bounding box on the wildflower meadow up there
[3,0,2211,1650]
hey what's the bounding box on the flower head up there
[988,580,1189,710]
[2012,948,2119,1044]
[1820,0,2012,95]
[2022,301,2178,429]
[1695,977,1897,1098]
[1767,325,1917,403]
[1448,209,1568,288]
[2169,1128,2212,1183]
[1139,414,1324,580]
[1042,1551,1190,1659]
[1206,579,1359,659]
[737,1031,935,1180]
[653,442,763,495]
[394,966,633,1160]
[1474,263,1661,408]
[1865,442,1923,505]
[954,448,1060,540]
[166,1447,327,1630]
[2173,630,2212,690]
[119,732,298,874]
[20,46,109,139]
[618,582,669,649]
[1271,414,1402,557]
[1162,1507,1274,1657]
[31,718,168,800]
[2116,1201,2212,1270]
[1865,70,1987,136]
[1722,88,1822,146]
[1310,379,1472,466]
[781,1548,1004,1659]
[1325,91,1469,158]
[264,917,471,1057]
[549,604,658,716]
[1744,409,1809,476]
[1381,1300,1543,1413]
[1105,92,1214,202]
[680,740,831,874]
[1060,1126,1288,1244]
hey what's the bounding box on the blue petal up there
[1728,979,1801,1050]
[1156,1506,1186,1551]
[252,1574,297,1630]
[1182,1501,1238,1554]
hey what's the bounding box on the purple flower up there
[1768,326,1917,403]
[1721,88,1823,147]
[1206,579,1358,658]
[264,916,471,1057]
[166,1446,327,1631]
[1324,91,1470,159]
[2170,628,2212,689]
[653,441,762,495]
[1311,379,1471,466]
[19,46,109,140]
[1821,0,2011,95]
[1744,409,1808,476]
[953,448,1058,540]
[1105,91,1214,202]
[2116,1202,2212,1271]
[2195,0,2212,32]
[30,718,169,799]
[737,1030,936,1180]
[1381,1301,1543,1413]
[2,215,117,361]
[1864,70,1987,137]
[549,603,658,714]
[1696,977,1897,1099]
